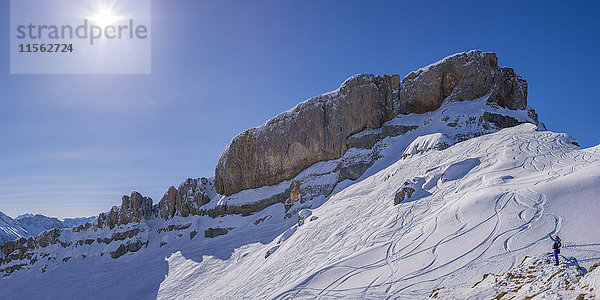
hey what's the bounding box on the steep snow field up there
[1,124,599,299]
[156,124,599,299]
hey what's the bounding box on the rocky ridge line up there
[215,50,533,196]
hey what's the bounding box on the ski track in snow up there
[269,125,598,299]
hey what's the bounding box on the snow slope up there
[1,124,598,299]
[159,124,598,299]
[0,212,29,246]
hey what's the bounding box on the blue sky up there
[1,1,599,218]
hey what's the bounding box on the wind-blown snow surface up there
[402,133,448,158]
[1,124,599,299]
[182,125,589,297]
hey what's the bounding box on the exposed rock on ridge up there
[97,178,214,229]
[157,178,213,219]
[216,50,532,196]
[97,192,154,229]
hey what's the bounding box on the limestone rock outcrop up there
[120,192,154,223]
[205,227,234,238]
[110,240,147,259]
[96,178,214,228]
[394,181,417,205]
[487,67,527,110]
[157,178,213,219]
[214,73,400,196]
[289,181,302,204]
[215,50,532,196]
[97,191,154,229]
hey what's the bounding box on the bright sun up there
[90,8,118,27]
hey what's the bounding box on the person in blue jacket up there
[549,234,561,265]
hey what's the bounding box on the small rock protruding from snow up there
[394,181,416,205]
[265,245,280,259]
[297,209,313,227]
[289,181,302,204]
[402,133,449,159]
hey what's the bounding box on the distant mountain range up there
[0,212,95,245]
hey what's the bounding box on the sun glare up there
[89,8,119,27]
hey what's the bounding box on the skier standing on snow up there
[549,234,561,265]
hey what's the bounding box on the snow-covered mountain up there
[9,214,97,238]
[14,213,34,219]
[0,50,598,299]
[0,212,28,246]
[62,217,96,229]
[15,214,67,236]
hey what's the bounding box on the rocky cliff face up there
[214,73,399,197]
[157,178,214,219]
[215,50,531,196]
[96,192,154,230]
